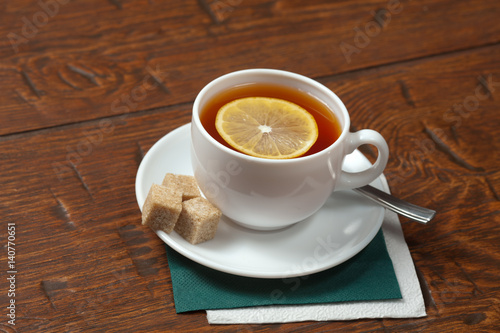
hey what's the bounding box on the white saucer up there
[135,123,386,278]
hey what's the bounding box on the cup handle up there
[335,129,389,190]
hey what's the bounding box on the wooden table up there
[1,0,499,331]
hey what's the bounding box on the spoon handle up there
[354,185,436,224]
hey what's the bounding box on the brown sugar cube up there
[162,173,201,201]
[142,184,182,233]
[174,197,222,244]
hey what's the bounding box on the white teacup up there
[191,69,389,230]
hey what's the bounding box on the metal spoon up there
[354,185,436,224]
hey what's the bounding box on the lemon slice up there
[215,97,319,159]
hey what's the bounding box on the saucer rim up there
[135,123,386,278]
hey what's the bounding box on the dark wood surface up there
[1,0,499,332]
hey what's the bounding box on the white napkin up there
[206,210,426,324]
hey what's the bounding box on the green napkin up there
[166,229,401,313]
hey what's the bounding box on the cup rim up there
[192,68,350,164]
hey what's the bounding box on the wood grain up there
[1,41,499,331]
[0,0,499,332]
[1,0,500,135]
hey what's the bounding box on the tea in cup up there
[191,69,389,230]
